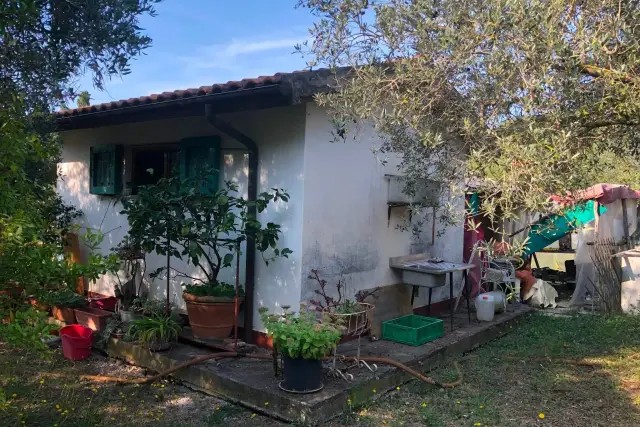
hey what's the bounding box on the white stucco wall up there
[300,103,465,309]
[57,100,465,332]
[57,105,306,330]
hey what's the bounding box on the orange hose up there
[70,351,460,388]
[342,356,462,388]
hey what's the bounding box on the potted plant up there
[42,288,86,324]
[308,270,379,337]
[181,281,245,338]
[103,315,127,340]
[111,236,146,320]
[127,314,182,351]
[121,170,292,339]
[260,305,341,393]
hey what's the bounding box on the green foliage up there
[127,314,182,347]
[121,168,292,292]
[0,226,119,303]
[0,308,57,353]
[39,288,86,308]
[136,297,174,317]
[1,0,161,110]
[76,91,91,108]
[182,281,244,298]
[297,0,640,226]
[259,305,342,360]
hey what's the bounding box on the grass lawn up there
[1,313,640,426]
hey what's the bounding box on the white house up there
[56,69,465,341]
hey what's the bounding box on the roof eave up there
[55,84,289,131]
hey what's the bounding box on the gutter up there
[205,104,259,344]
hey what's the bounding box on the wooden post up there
[621,199,630,249]
[166,231,171,317]
[594,200,601,235]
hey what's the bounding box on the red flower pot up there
[87,295,118,312]
[52,306,77,324]
[74,307,112,332]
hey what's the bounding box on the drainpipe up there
[205,104,258,344]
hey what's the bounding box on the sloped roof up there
[56,69,323,118]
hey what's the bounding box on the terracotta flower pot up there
[183,293,243,339]
[52,306,77,324]
[29,297,50,313]
[74,307,112,332]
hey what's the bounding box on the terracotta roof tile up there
[56,70,301,118]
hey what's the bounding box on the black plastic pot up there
[281,354,323,393]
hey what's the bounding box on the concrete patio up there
[105,305,533,424]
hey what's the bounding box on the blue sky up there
[78,1,314,105]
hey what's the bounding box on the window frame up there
[89,144,123,195]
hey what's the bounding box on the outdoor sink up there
[401,270,446,288]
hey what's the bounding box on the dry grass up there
[1,313,640,426]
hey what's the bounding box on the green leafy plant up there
[182,282,244,298]
[121,169,292,300]
[140,298,175,317]
[0,308,57,353]
[97,315,134,346]
[259,305,342,360]
[127,314,182,348]
[39,288,86,308]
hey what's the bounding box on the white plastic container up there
[475,294,496,322]
[483,290,507,313]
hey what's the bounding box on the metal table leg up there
[463,269,471,323]
[449,271,454,331]
[427,288,432,316]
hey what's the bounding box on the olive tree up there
[297,0,640,228]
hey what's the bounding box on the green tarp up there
[522,200,608,256]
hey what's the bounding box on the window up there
[89,144,122,195]
[89,136,220,196]
[131,146,180,188]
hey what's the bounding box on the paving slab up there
[105,305,533,424]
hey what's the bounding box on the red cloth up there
[551,183,640,205]
[516,269,536,300]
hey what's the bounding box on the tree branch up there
[583,119,640,130]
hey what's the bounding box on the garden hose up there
[57,351,462,389]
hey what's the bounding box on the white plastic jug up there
[483,290,507,313]
[475,294,495,322]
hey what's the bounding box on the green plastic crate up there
[382,314,444,346]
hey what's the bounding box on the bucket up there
[475,294,496,322]
[280,355,323,393]
[60,325,94,361]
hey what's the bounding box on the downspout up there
[204,104,258,344]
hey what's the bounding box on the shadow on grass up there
[335,313,640,427]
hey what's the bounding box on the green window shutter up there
[179,136,221,194]
[89,144,123,195]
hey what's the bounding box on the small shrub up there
[259,305,341,360]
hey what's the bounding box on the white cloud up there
[219,37,303,57]
[183,36,305,70]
